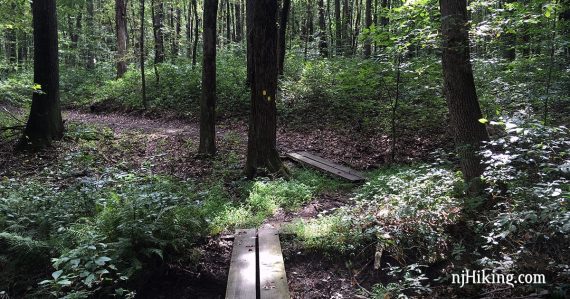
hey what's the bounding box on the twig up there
[2,107,24,123]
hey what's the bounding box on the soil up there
[1,108,451,298]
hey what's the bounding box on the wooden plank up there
[225,229,258,299]
[258,229,290,299]
[297,151,365,178]
[286,152,365,182]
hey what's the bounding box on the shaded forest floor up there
[2,107,444,298]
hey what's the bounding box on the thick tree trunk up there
[18,0,63,150]
[352,0,362,55]
[200,0,218,155]
[246,0,285,178]
[116,0,128,78]
[278,0,291,75]
[363,0,372,57]
[334,0,341,55]
[440,0,489,191]
[152,0,166,63]
[317,0,328,57]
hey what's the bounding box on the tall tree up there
[246,0,253,85]
[439,0,489,191]
[116,0,128,78]
[278,0,291,75]
[342,0,350,55]
[317,0,328,57]
[192,0,199,66]
[199,0,219,155]
[18,0,63,150]
[86,0,96,69]
[140,0,148,109]
[363,0,372,57]
[235,0,243,42]
[245,0,285,178]
[334,0,341,55]
[152,0,166,63]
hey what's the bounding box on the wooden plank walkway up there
[226,229,290,299]
[226,229,258,299]
[286,151,365,182]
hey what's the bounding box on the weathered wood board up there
[286,151,365,182]
[258,229,290,299]
[226,229,258,299]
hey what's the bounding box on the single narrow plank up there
[258,229,291,299]
[286,152,365,182]
[297,151,365,178]
[225,229,258,299]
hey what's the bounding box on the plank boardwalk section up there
[286,151,365,182]
[226,229,290,299]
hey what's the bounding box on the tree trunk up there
[173,7,181,58]
[187,1,192,59]
[246,0,254,86]
[363,0,372,57]
[317,0,328,57]
[342,0,350,56]
[226,0,232,43]
[235,1,243,42]
[200,0,219,155]
[352,0,362,55]
[152,0,166,63]
[18,0,63,150]
[278,0,291,75]
[116,0,128,78]
[440,0,489,191]
[246,0,285,178]
[141,0,148,109]
[334,0,341,55]
[192,0,199,66]
[86,0,96,69]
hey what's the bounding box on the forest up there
[0,0,569,298]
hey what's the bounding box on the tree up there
[191,0,199,66]
[317,0,328,57]
[363,0,372,57]
[439,0,489,192]
[199,0,218,156]
[86,0,96,69]
[334,0,341,55]
[278,0,291,75]
[152,0,165,63]
[116,0,128,78]
[18,0,63,150]
[140,0,148,109]
[245,0,286,178]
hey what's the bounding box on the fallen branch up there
[2,107,24,123]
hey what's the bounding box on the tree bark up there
[439,0,489,191]
[342,0,350,56]
[141,0,148,109]
[200,0,218,156]
[152,0,166,63]
[192,0,199,66]
[18,0,63,150]
[116,0,128,78]
[246,0,254,86]
[363,0,372,57]
[226,0,232,43]
[317,0,328,57]
[334,0,341,55]
[246,0,285,178]
[235,1,243,42]
[278,0,291,75]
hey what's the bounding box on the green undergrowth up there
[0,122,348,298]
[286,117,570,297]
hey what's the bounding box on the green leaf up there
[52,270,63,280]
[478,118,489,124]
[94,256,112,266]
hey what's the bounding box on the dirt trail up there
[65,110,200,137]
